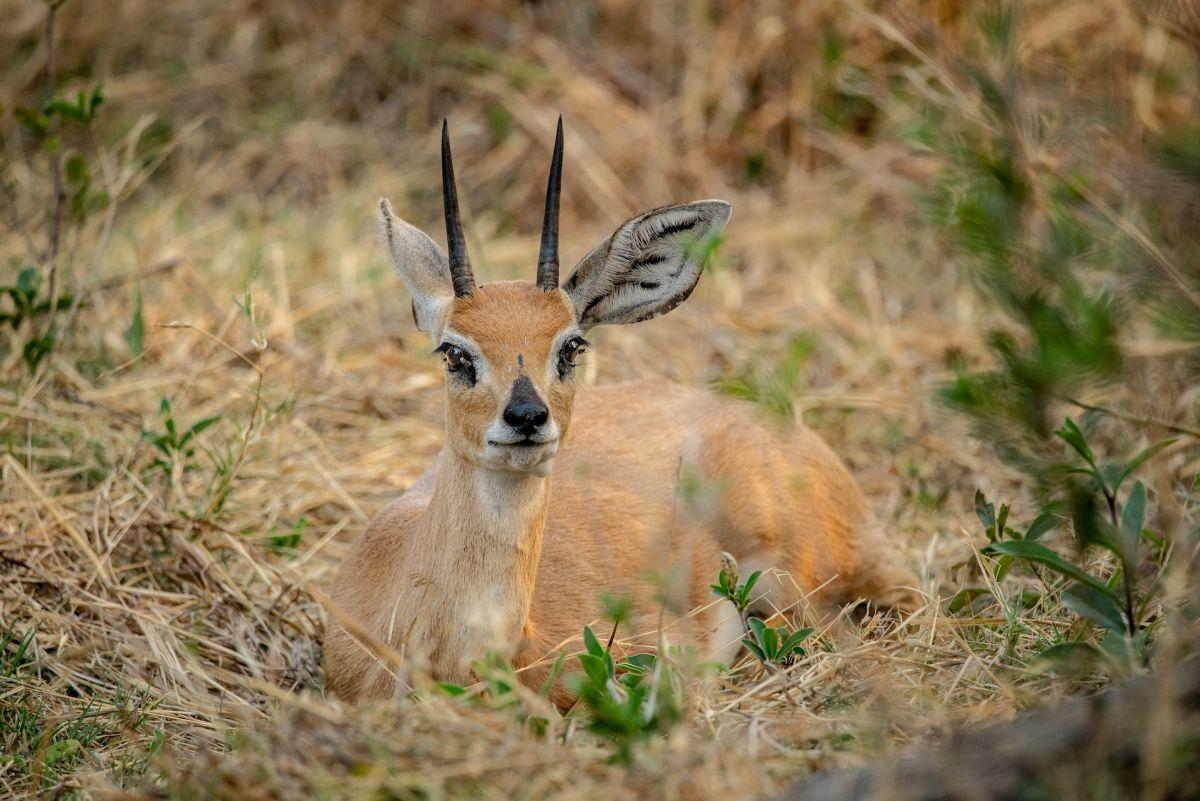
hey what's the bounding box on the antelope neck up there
[419,446,551,615]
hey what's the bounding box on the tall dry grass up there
[2,1,1198,798]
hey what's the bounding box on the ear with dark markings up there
[378,197,453,332]
[561,200,731,328]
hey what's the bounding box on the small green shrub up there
[142,397,221,478]
[741,618,813,668]
[569,625,682,764]
[958,417,1173,670]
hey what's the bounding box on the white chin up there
[481,442,559,475]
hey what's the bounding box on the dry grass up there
[2,1,1198,798]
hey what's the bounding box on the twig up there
[40,0,66,340]
[1061,395,1200,439]
[1070,180,1200,314]
[156,316,269,521]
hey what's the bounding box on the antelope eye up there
[435,343,475,384]
[557,336,590,378]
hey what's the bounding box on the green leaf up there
[22,335,53,371]
[124,285,145,355]
[1016,589,1042,608]
[621,653,655,672]
[87,82,105,119]
[14,106,49,136]
[45,97,85,122]
[974,489,995,534]
[760,625,780,657]
[1035,641,1099,674]
[1098,628,1141,669]
[1118,480,1146,569]
[31,294,73,315]
[1024,512,1057,542]
[179,415,221,448]
[539,651,567,698]
[578,653,610,686]
[747,617,767,645]
[1121,480,1146,539]
[142,430,170,453]
[16,266,40,301]
[1114,439,1175,492]
[1055,418,1097,469]
[741,638,768,664]
[1063,582,1125,632]
[993,553,1014,582]
[437,682,467,697]
[947,587,991,613]
[985,540,1115,597]
[781,627,814,654]
[1088,516,1122,556]
[65,154,88,185]
[582,625,604,658]
[1100,463,1123,495]
[738,570,762,606]
[44,738,81,765]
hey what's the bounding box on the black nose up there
[503,375,549,436]
[503,400,549,435]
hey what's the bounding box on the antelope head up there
[378,119,731,475]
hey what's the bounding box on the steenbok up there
[324,119,915,707]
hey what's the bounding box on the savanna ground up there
[2,1,1199,798]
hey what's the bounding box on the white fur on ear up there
[378,198,453,332]
[562,200,731,328]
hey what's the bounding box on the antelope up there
[324,119,916,707]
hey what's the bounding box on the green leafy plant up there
[741,618,814,668]
[0,267,72,328]
[142,397,221,477]
[957,418,1174,667]
[710,561,762,619]
[5,22,108,372]
[916,5,1196,675]
[268,516,309,557]
[710,556,814,670]
[570,624,682,764]
[0,266,72,370]
[433,650,560,739]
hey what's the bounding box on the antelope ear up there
[561,200,730,328]
[378,197,453,332]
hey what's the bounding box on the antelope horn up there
[536,116,564,290]
[441,119,474,298]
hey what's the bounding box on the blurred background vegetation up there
[2,0,1198,798]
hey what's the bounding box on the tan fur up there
[324,281,916,708]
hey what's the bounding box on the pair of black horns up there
[441,116,564,297]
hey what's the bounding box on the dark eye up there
[436,343,476,384]
[557,336,590,379]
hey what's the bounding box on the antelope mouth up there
[488,436,557,448]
